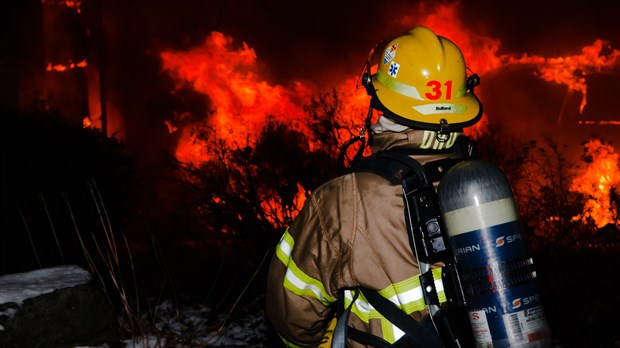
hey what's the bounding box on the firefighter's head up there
[362,26,482,133]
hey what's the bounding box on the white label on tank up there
[469,310,493,347]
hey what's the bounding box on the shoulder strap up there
[361,288,444,347]
[351,148,464,186]
[332,289,359,347]
[332,288,443,348]
[335,138,478,347]
[348,134,478,182]
[350,150,421,185]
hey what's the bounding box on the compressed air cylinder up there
[438,160,552,348]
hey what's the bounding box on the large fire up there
[160,2,619,165]
[160,31,371,164]
[38,0,618,233]
[156,2,619,232]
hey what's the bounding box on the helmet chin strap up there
[437,118,451,143]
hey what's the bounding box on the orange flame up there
[161,32,318,163]
[260,183,308,229]
[155,2,620,232]
[570,139,620,229]
[418,3,620,123]
[161,32,370,164]
[46,59,88,72]
[161,2,618,166]
[506,40,620,113]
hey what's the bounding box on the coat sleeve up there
[265,187,350,347]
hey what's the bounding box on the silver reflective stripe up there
[376,71,424,100]
[443,197,518,235]
[276,229,336,305]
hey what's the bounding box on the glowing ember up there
[45,59,88,72]
[579,120,620,126]
[42,0,82,13]
[570,139,620,228]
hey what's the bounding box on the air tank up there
[438,159,552,347]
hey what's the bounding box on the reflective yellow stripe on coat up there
[343,267,446,343]
[275,229,336,305]
[275,229,447,344]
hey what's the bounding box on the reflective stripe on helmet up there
[376,70,424,101]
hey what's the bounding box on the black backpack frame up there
[332,138,478,348]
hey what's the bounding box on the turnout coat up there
[266,129,464,347]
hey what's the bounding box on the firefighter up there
[265,26,483,347]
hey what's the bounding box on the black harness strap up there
[361,288,444,347]
[333,137,479,347]
[348,326,391,348]
[352,149,463,186]
[333,288,443,348]
[333,289,360,347]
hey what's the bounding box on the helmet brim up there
[373,78,482,130]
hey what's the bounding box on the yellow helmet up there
[363,26,482,131]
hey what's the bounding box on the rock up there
[0,266,120,348]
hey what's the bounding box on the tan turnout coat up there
[266,129,463,347]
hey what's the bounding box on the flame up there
[570,139,620,228]
[260,183,308,229]
[152,1,620,232]
[161,2,619,167]
[46,59,88,72]
[160,3,495,165]
[417,2,620,127]
[161,32,370,163]
[161,32,319,162]
[506,40,620,113]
